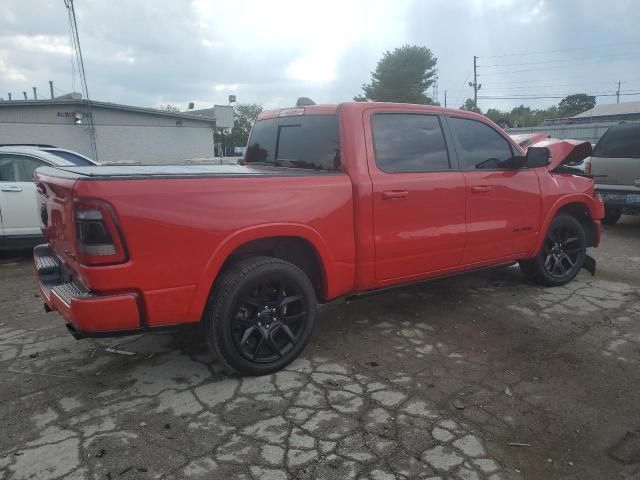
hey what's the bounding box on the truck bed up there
[35,164,357,331]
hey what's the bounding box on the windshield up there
[43,149,94,165]
[245,115,340,171]
[592,125,640,159]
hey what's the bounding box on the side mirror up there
[526,147,550,168]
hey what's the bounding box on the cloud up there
[0,0,638,111]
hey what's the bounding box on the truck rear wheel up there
[205,256,316,375]
[602,207,622,226]
[519,213,586,287]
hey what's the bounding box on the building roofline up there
[0,98,217,123]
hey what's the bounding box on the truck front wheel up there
[205,256,317,375]
[519,213,586,287]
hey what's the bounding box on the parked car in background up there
[0,146,96,249]
[587,123,640,225]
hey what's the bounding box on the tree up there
[485,108,512,128]
[224,103,263,149]
[460,98,481,113]
[159,104,180,113]
[355,45,437,104]
[557,94,596,117]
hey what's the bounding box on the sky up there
[1,0,639,113]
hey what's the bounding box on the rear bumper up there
[34,244,142,338]
[596,188,640,211]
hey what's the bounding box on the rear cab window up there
[592,125,640,158]
[245,115,340,171]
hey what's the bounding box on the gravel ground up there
[1,217,639,480]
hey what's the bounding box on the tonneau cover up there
[35,164,338,180]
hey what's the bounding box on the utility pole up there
[49,80,54,99]
[473,56,478,109]
[65,0,99,161]
[23,91,27,100]
[444,90,447,108]
[616,81,622,104]
[468,56,481,111]
[32,87,37,100]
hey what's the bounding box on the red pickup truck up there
[34,102,603,375]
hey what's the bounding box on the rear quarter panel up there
[73,174,355,325]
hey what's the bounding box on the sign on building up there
[214,105,234,129]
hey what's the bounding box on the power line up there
[478,92,640,100]
[64,0,98,161]
[481,89,630,96]
[483,77,640,87]
[454,70,472,104]
[478,57,640,76]
[479,40,640,59]
[479,51,640,68]
[481,82,640,91]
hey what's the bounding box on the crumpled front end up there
[529,137,593,171]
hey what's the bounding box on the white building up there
[0,95,222,164]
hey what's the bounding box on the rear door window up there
[371,114,450,172]
[246,115,340,170]
[43,149,94,165]
[0,155,47,182]
[592,125,640,158]
[15,156,47,181]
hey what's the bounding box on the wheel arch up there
[188,224,334,320]
[530,195,599,256]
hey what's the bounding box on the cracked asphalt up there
[1,217,640,480]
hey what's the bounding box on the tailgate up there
[592,156,640,188]
[35,169,81,270]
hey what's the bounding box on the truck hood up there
[526,137,593,170]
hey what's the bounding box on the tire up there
[519,213,586,287]
[602,208,622,226]
[204,256,317,375]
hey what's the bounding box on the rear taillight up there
[74,200,127,265]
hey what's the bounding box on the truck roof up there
[258,102,459,120]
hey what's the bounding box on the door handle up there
[382,190,408,200]
[1,185,23,192]
[470,185,492,193]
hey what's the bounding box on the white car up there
[0,146,97,249]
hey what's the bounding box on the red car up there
[33,102,603,375]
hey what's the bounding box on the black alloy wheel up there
[231,278,308,363]
[542,224,584,280]
[519,213,586,287]
[205,256,316,375]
